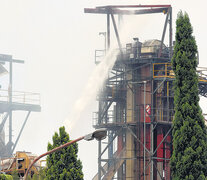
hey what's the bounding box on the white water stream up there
[63,47,118,132]
[63,14,160,134]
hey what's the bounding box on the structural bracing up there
[85,5,207,180]
[0,54,41,159]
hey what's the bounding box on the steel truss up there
[0,55,41,159]
[85,4,207,180]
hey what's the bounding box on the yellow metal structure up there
[153,63,174,79]
[153,63,207,83]
[0,151,41,177]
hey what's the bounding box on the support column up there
[150,79,154,180]
[126,71,135,179]
[107,13,110,50]
[169,7,173,59]
[108,131,113,168]
[98,98,102,180]
[143,81,146,180]
[98,140,102,180]
[8,60,13,155]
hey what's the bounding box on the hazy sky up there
[0,0,207,179]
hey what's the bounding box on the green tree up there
[0,174,13,180]
[31,173,38,180]
[45,126,83,180]
[27,167,46,180]
[10,170,18,180]
[38,167,46,180]
[170,11,207,179]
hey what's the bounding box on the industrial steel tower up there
[85,5,207,180]
[0,54,41,159]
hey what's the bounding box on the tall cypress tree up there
[45,126,83,180]
[170,11,207,180]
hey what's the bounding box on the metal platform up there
[0,101,41,113]
[0,90,41,113]
[0,54,41,159]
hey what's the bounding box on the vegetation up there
[0,174,13,180]
[170,11,207,179]
[10,171,18,180]
[45,126,83,180]
[30,168,46,180]
[37,168,46,180]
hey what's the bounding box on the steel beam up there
[97,5,171,8]
[158,10,169,58]
[84,7,168,15]
[153,77,166,94]
[111,13,123,54]
[107,13,110,50]
[8,60,13,150]
[98,140,101,180]
[100,130,120,158]
[86,4,174,180]
[0,59,24,64]
[153,127,172,156]
[126,126,150,154]
[167,82,170,122]
[144,81,146,180]
[0,113,9,134]
[11,111,31,154]
[169,7,173,58]
[108,131,114,168]
[150,78,154,180]
[153,161,164,180]
[100,101,113,124]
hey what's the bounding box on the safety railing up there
[93,106,175,127]
[136,105,174,123]
[153,63,207,83]
[153,63,174,78]
[0,89,40,105]
[93,111,207,126]
[153,107,174,123]
[95,44,170,64]
[93,110,116,126]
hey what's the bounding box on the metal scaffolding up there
[85,5,207,180]
[0,54,41,159]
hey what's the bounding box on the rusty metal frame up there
[85,4,173,180]
[85,5,172,59]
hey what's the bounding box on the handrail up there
[153,63,207,82]
[0,89,40,105]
